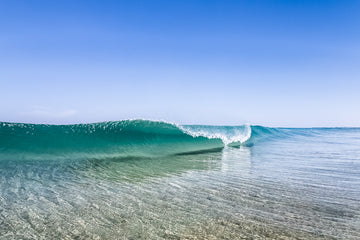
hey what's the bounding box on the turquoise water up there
[0,120,359,239]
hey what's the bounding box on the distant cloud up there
[23,106,77,119]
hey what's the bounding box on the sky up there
[0,0,359,127]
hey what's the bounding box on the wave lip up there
[0,120,259,161]
[179,124,252,145]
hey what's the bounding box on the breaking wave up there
[0,120,275,161]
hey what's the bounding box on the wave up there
[0,120,274,161]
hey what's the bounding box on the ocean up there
[0,120,359,239]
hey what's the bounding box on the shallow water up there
[0,122,359,239]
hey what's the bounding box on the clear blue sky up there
[0,0,359,127]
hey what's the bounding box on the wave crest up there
[179,124,252,145]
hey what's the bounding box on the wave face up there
[0,120,267,161]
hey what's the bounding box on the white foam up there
[179,125,252,145]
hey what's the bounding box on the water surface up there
[0,121,359,239]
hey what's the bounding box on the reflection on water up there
[80,146,252,183]
[79,149,223,183]
[221,146,252,175]
[1,131,360,239]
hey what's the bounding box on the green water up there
[0,120,359,239]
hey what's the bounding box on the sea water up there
[0,120,359,239]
